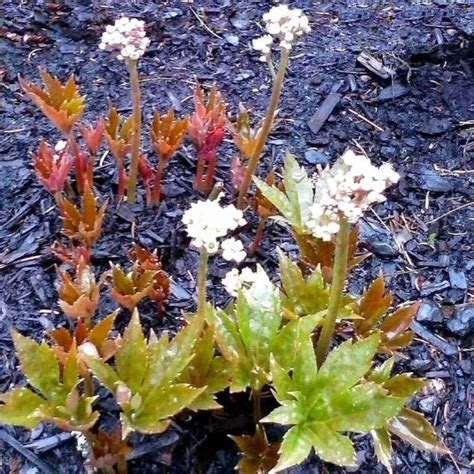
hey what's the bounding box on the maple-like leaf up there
[230,425,281,474]
[0,331,98,431]
[178,325,232,410]
[294,225,368,280]
[19,69,85,135]
[188,83,227,193]
[353,276,418,353]
[254,154,313,234]
[146,108,188,206]
[57,259,100,321]
[58,183,107,247]
[79,118,105,155]
[262,333,405,472]
[50,311,119,375]
[33,139,73,195]
[105,106,133,201]
[367,357,448,472]
[128,244,171,313]
[84,310,205,437]
[109,263,156,311]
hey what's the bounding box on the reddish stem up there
[249,218,267,255]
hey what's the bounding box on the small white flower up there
[258,4,310,51]
[222,265,270,297]
[99,17,149,61]
[182,194,247,253]
[305,150,399,241]
[252,34,273,54]
[221,238,246,262]
[222,268,241,296]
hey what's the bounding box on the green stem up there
[126,59,142,204]
[197,247,209,319]
[237,48,290,209]
[266,55,276,80]
[315,218,351,366]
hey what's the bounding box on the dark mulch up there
[0,1,472,473]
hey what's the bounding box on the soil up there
[0,1,472,473]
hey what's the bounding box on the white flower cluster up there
[222,265,273,302]
[99,17,150,61]
[253,4,310,61]
[306,150,399,241]
[182,194,246,254]
[221,238,246,263]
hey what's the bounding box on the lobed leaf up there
[12,330,60,400]
[0,388,44,428]
[387,408,449,453]
[230,425,280,474]
[371,428,393,474]
[313,334,380,397]
[115,310,147,393]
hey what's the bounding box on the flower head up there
[221,238,246,262]
[182,194,246,253]
[222,265,271,298]
[252,34,274,62]
[99,17,150,61]
[306,150,399,241]
[255,4,310,56]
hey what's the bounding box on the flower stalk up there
[237,48,289,208]
[197,247,208,319]
[127,59,142,204]
[315,217,351,365]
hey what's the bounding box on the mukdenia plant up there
[237,5,310,207]
[99,17,150,204]
[4,6,451,474]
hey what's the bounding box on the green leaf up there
[63,341,79,391]
[262,400,303,425]
[131,384,203,432]
[146,311,204,389]
[115,310,147,393]
[254,177,293,226]
[328,383,405,432]
[264,334,406,471]
[383,374,426,398]
[387,408,448,453]
[292,325,318,394]
[272,314,322,373]
[270,356,293,401]
[307,423,356,467]
[211,306,245,362]
[371,428,393,474]
[0,388,44,428]
[314,334,379,397]
[179,327,232,411]
[12,330,60,399]
[282,153,314,230]
[368,357,395,384]
[271,425,313,473]
[83,356,120,393]
[279,251,329,319]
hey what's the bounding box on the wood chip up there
[357,52,394,80]
[307,92,341,135]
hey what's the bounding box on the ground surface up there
[0,1,473,473]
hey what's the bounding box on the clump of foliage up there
[188,83,227,193]
[1,6,450,474]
